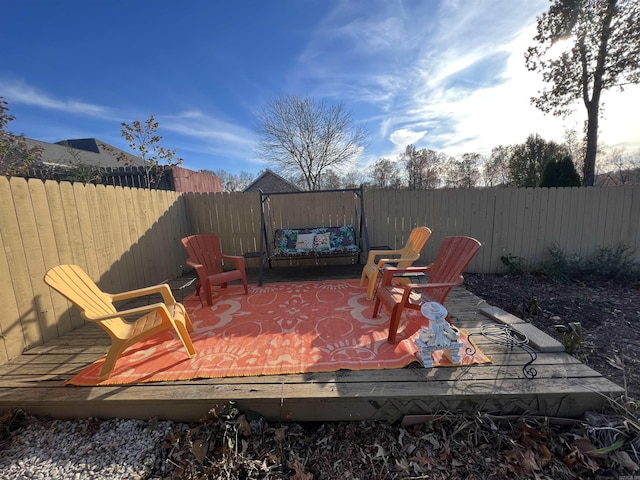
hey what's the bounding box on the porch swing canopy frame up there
[258,186,369,284]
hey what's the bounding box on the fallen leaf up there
[236,414,251,437]
[191,437,208,464]
[291,459,313,480]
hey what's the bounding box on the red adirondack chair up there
[372,236,481,342]
[181,234,248,305]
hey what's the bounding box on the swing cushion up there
[295,233,315,251]
[273,225,359,257]
[313,232,331,251]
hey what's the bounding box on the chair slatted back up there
[425,236,481,303]
[181,234,223,276]
[44,265,121,335]
[397,227,432,268]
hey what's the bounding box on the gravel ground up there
[0,411,180,480]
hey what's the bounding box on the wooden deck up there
[0,264,624,422]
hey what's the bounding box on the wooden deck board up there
[0,266,625,422]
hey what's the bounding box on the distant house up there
[21,137,222,192]
[25,137,143,168]
[243,169,301,193]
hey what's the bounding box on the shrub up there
[537,243,582,284]
[532,243,639,284]
[500,253,527,274]
[540,155,581,187]
[584,244,640,282]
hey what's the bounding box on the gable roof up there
[24,137,144,168]
[243,169,302,193]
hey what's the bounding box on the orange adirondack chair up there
[360,227,432,300]
[181,234,248,305]
[44,265,196,381]
[372,236,481,343]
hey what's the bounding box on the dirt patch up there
[463,273,640,400]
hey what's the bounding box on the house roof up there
[243,169,302,193]
[24,137,144,168]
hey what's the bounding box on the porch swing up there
[257,186,369,285]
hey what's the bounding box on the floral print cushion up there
[272,225,359,257]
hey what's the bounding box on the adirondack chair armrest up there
[185,258,208,278]
[380,265,433,286]
[376,253,420,269]
[404,277,464,291]
[185,257,201,269]
[366,248,404,265]
[109,283,176,304]
[82,302,172,322]
[222,254,246,270]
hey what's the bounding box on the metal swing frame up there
[257,185,369,286]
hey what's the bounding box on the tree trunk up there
[583,101,599,186]
[582,0,617,187]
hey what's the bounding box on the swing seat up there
[272,225,360,258]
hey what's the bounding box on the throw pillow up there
[313,232,331,251]
[295,233,315,251]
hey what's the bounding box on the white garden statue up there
[414,302,463,368]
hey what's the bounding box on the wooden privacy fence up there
[1,177,639,365]
[0,176,190,364]
[186,186,640,273]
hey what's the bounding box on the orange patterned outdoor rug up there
[67,279,491,386]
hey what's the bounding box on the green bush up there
[534,243,639,284]
[500,254,527,274]
[537,243,582,284]
[584,244,640,282]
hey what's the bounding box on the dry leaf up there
[236,414,251,437]
[191,437,208,464]
[291,459,313,480]
[539,444,552,467]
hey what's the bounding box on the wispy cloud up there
[293,0,567,160]
[162,110,256,147]
[158,110,264,169]
[1,80,113,118]
[2,79,264,169]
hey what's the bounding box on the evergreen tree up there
[540,156,581,187]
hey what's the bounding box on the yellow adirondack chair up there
[360,226,432,300]
[44,265,196,381]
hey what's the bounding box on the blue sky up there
[3,1,639,177]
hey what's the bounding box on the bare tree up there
[369,158,401,189]
[319,169,342,189]
[403,145,442,189]
[483,146,513,187]
[256,95,368,190]
[341,169,367,189]
[112,114,182,189]
[562,127,586,177]
[211,169,254,192]
[597,147,640,185]
[445,153,482,188]
[525,0,640,186]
